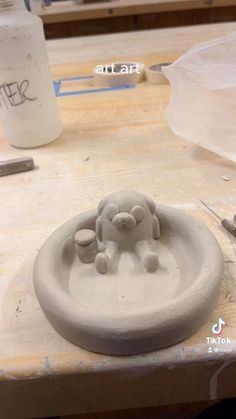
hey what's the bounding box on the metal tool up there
[0,157,34,177]
[200,200,236,238]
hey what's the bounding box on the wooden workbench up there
[39,0,236,24]
[0,22,236,419]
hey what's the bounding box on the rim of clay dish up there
[33,205,223,351]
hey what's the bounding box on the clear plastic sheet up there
[163,32,236,162]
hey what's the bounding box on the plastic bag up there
[163,32,236,162]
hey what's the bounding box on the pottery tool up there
[93,62,145,87]
[200,200,236,238]
[145,63,171,85]
[0,157,34,177]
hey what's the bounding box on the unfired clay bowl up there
[34,198,223,355]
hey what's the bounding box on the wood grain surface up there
[0,22,236,419]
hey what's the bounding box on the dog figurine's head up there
[96,190,159,245]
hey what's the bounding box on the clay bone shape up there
[94,190,160,274]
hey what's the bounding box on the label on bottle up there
[0,77,37,111]
[0,59,56,117]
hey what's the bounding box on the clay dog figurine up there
[94,190,160,274]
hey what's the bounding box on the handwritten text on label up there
[0,80,37,109]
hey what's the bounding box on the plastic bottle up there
[0,0,62,148]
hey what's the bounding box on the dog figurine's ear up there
[153,215,160,239]
[96,197,107,241]
[97,197,107,215]
[96,216,102,241]
[144,196,160,239]
[145,196,157,215]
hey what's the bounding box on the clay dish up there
[33,205,223,355]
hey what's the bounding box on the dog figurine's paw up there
[95,252,109,274]
[143,252,159,272]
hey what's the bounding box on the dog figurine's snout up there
[112,212,136,230]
